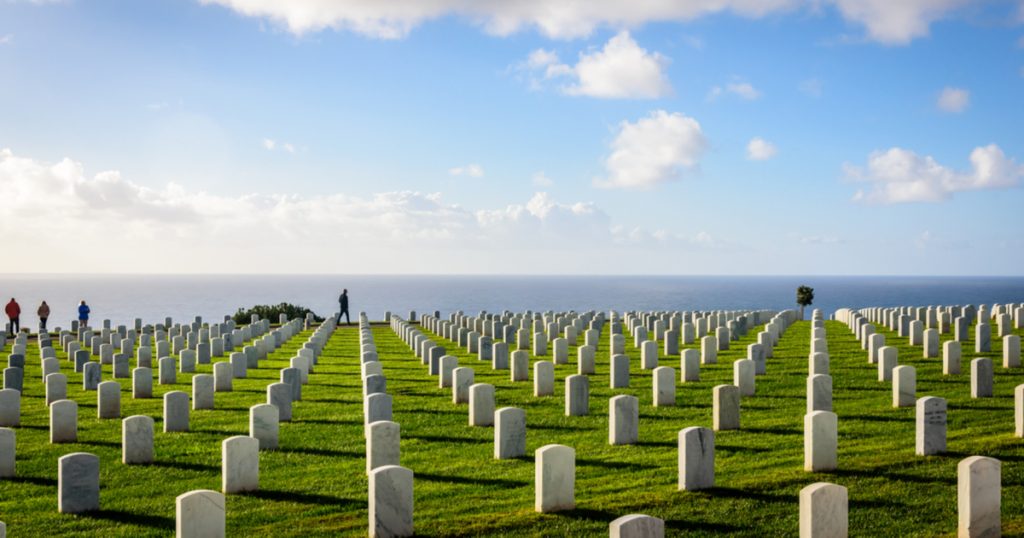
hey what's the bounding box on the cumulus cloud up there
[746,137,777,160]
[521,32,671,99]
[847,144,1024,204]
[596,110,707,190]
[937,87,969,113]
[532,171,553,187]
[448,164,484,178]
[198,0,986,44]
[707,80,761,101]
[830,0,972,45]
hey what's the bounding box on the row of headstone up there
[0,311,337,534]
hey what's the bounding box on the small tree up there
[796,285,815,320]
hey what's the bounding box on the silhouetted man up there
[337,289,350,325]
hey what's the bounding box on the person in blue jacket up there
[78,300,91,326]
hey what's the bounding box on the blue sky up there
[1,0,1022,275]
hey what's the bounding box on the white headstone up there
[369,465,414,537]
[535,444,575,513]
[122,415,154,464]
[250,404,279,451]
[222,435,259,493]
[192,374,215,409]
[958,455,1001,538]
[893,365,916,408]
[176,490,225,538]
[469,383,495,426]
[609,515,665,538]
[678,426,714,491]
[804,411,838,472]
[366,420,400,474]
[609,395,639,445]
[915,396,946,456]
[713,385,740,431]
[49,399,77,443]
[58,452,99,513]
[164,391,190,432]
[799,482,847,538]
[495,407,526,459]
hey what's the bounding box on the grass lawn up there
[1,312,1023,536]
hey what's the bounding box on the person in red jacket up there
[5,298,21,336]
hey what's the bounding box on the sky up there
[1,0,1023,275]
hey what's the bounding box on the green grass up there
[1,314,1023,536]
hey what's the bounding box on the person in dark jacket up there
[78,300,91,327]
[4,298,20,336]
[337,289,350,325]
[37,301,50,333]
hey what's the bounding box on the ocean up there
[1,275,1022,329]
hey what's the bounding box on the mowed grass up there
[0,314,1023,536]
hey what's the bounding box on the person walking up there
[78,300,91,327]
[337,289,350,325]
[37,301,50,333]
[4,298,20,336]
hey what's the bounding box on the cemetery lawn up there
[2,318,1024,536]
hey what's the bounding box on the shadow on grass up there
[8,475,57,487]
[528,423,599,431]
[190,428,245,437]
[280,446,361,458]
[292,418,361,426]
[742,426,801,436]
[844,414,905,423]
[149,460,219,472]
[715,443,771,453]
[708,486,790,505]
[576,458,659,470]
[664,518,742,533]
[416,472,528,488]
[551,507,620,523]
[635,440,676,448]
[77,439,120,448]
[246,489,361,508]
[78,509,175,530]
[404,434,482,445]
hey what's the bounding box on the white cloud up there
[1018,35,1024,48]
[522,32,672,99]
[263,138,299,153]
[0,34,13,45]
[0,148,660,272]
[799,78,823,97]
[448,164,484,178]
[830,0,972,44]
[198,0,986,44]
[708,80,761,101]
[747,137,777,160]
[596,110,707,190]
[147,102,169,111]
[937,87,969,113]
[847,144,1024,204]
[532,171,553,187]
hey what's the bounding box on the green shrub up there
[232,302,324,325]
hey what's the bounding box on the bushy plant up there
[232,303,324,325]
